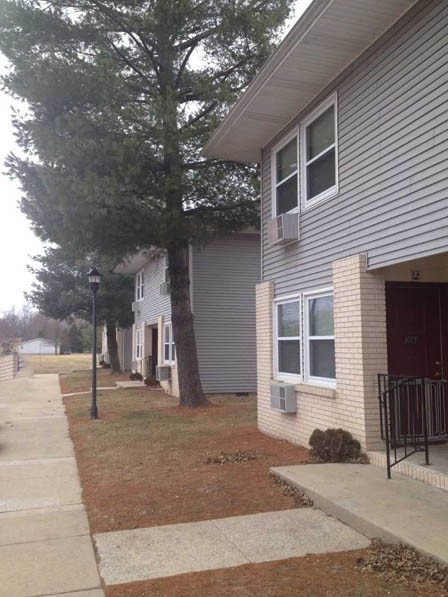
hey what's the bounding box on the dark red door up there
[386,284,447,440]
[386,285,442,379]
[151,328,158,376]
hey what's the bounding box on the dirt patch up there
[64,389,309,533]
[106,550,444,597]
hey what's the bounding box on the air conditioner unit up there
[268,213,299,245]
[131,301,137,312]
[156,365,172,381]
[270,382,296,413]
[160,281,170,296]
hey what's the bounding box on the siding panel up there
[193,235,260,393]
[134,255,171,330]
[262,0,448,296]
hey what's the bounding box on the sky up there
[0,0,313,314]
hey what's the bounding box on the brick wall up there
[0,354,18,382]
[333,254,387,449]
[256,255,387,450]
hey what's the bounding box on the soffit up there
[204,0,418,163]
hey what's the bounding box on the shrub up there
[309,428,368,463]
[129,372,143,381]
[144,375,159,386]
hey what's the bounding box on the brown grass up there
[59,369,130,394]
[23,353,92,374]
[63,381,446,597]
[63,389,309,533]
[107,551,441,597]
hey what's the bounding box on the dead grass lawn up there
[107,551,442,597]
[23,353,92,374]
[59,368,130,394]
[64,389,309,533]
[64,383,446,597]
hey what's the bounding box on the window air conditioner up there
[159,281,171,296]
[270,382,296,413]
[131,301,137,312]
[156,365,172,381]
[268,213,299,245]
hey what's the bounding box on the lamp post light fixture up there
[87,267,101,419]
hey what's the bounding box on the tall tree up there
[0,0,294,405]
[26,247,134,373]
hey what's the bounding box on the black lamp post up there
[87,267,101,419]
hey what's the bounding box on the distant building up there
[18,338,57,355]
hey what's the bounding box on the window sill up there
[294,383,336,399]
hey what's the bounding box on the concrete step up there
[271,463,448,565]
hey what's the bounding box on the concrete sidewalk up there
[0,374,103,597]
[94,508,370,585]
[272,463,448,565]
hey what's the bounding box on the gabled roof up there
[114,251,155,275]
[204,0,417,163]
[20,338,53,345]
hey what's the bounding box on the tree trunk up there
[168,243,209,407]
[106,321,121,374]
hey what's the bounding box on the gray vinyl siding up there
[192,235,260,393]
[134,255,171,329]
[262,0,448,297]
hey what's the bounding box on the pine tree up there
[0,0,294,405]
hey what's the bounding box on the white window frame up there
[300,93,338,210]
[273,294,302,384]
[271,129,299,218]
[136,270,144,301]
[135,328,143,360]
[303,288,336,388]
[163,322,175,364]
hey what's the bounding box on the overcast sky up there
[0,0,313,314]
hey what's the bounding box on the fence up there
[0,353,19,382]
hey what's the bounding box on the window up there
[275,299,301,380]
[136,270,144,301]
[302,96,337,206]
[163,323,175,364]
[305,293,335,383]
[273,134,298,216]
[135,328,143,360]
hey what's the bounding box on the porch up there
[370,253,448,486]
[368,444,448,492]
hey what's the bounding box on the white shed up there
[18,338,57,355]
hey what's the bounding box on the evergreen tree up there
[26,247,134,373]
[0,0,294,405]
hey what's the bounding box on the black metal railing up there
[378,374,446,478]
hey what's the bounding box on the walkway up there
[0,374,103,597]
[272,463,448,565]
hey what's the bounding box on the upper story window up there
[136,270,144,301]
[270,94,338,223]
[301,95,338,207]
[273,134,298,216]
[274,298,301,382]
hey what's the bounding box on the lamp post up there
[87,268,101,419]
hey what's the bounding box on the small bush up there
[129,372,143,381]
[309,428,369,463]
[99,360,111,369]
[144,375,159,386]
